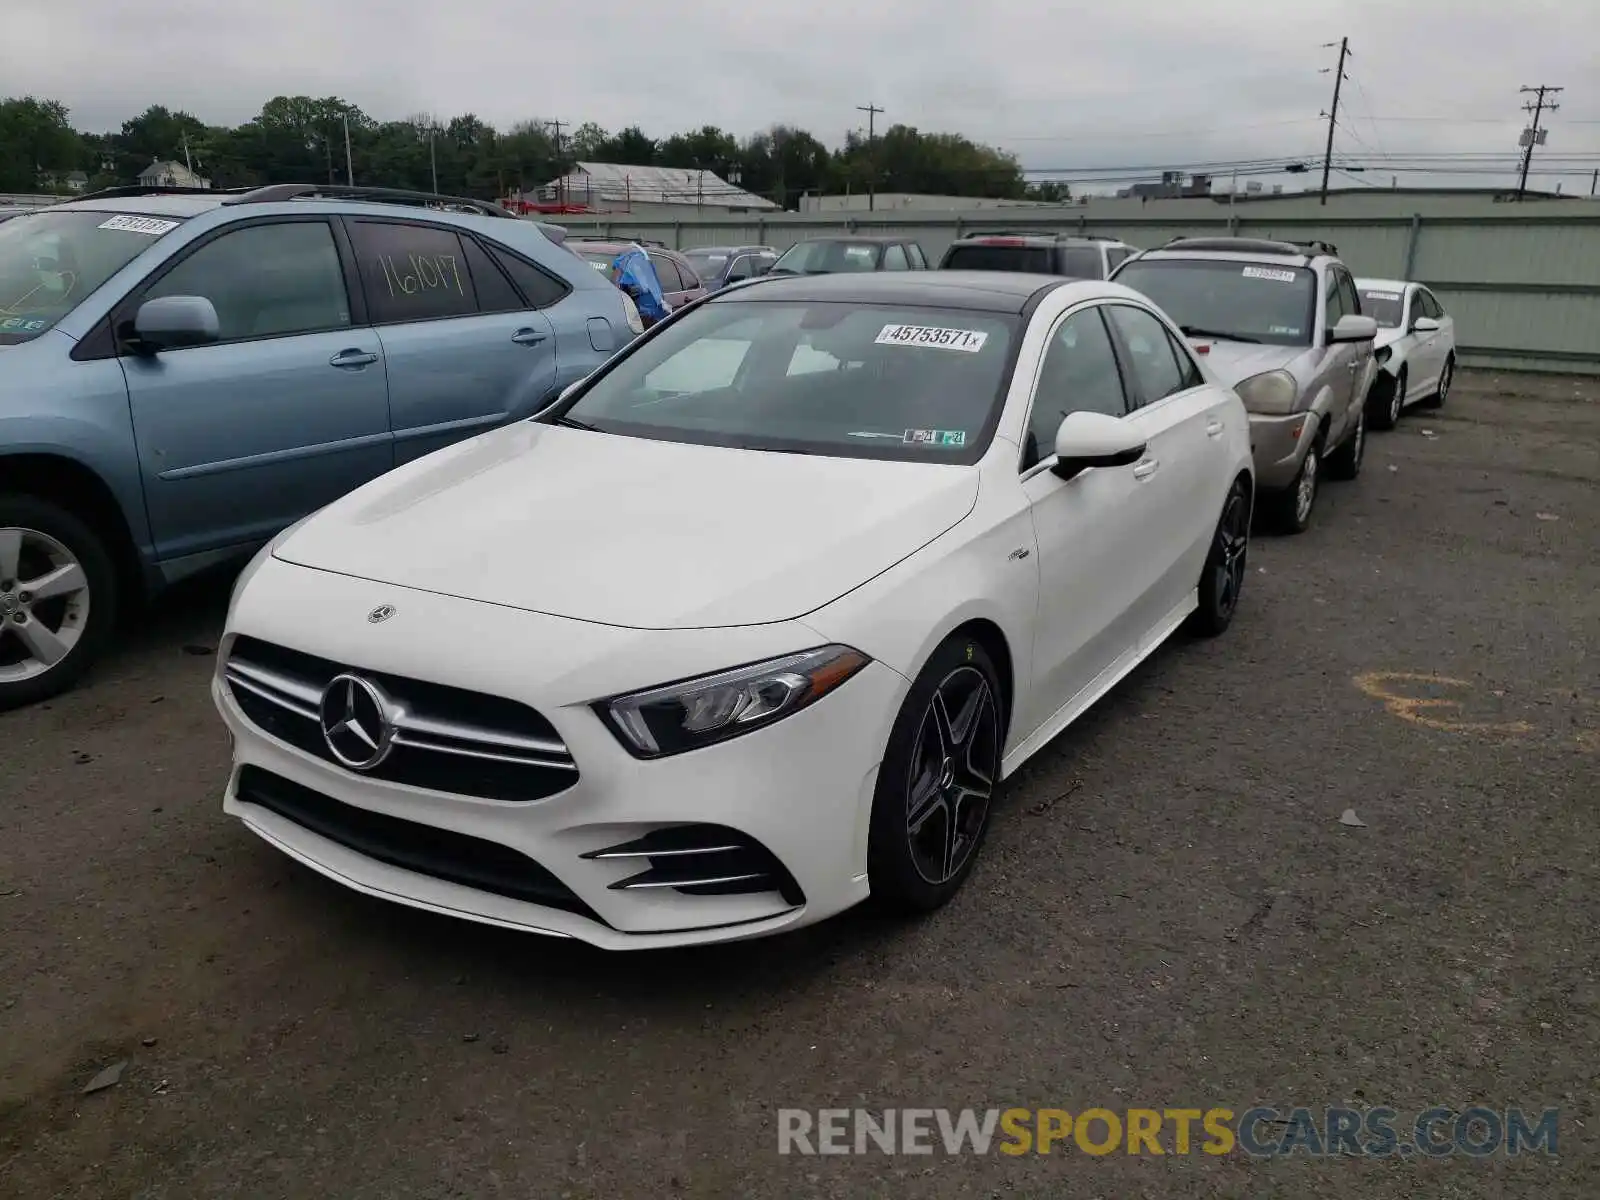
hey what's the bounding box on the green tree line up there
[1,95,1057,206]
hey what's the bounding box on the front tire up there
[0,495,119,711]
[1188,477,1251,637]
[868,635,1005,914]
[1420,355,1453,409]
[1325,405,1366,481]
[1262,430,1322,535]
[1370,366,1406,431]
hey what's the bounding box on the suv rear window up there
[942,243,1056,273]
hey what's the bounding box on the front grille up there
[224,635,578,802]
[582,825,805,906]
[236,766,603,921]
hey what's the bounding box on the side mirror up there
[133,295,219,352]
[1050,411,1147,481]
[1411,315,1440,333]
[1328,313,1378,344]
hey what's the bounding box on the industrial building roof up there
[543,162,779,210]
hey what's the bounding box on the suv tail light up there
[977,237,1025,246]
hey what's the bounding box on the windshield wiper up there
[553,415,598,431]
[1179,325,1262,344]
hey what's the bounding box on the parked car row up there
[1,184,1459,954]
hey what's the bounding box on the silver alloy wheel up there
[905,665,1000,886]
[1295,445,1320,525]
[1389,378,1403,425]
[1214,484,1250,618]
[1351,409,1366,467]
[0,526,93,684]
[1437,360,1452,403]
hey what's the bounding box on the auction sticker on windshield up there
[875,324,989,352]
[97,215,180,236]
[1241,266,1297,283]
[1365,291,1402,302]
[904,429,967,447]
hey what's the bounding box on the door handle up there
[1132,459,1160,480]
[511,328,548,346]
[1205,419,1225,438]
[329,349,378,368]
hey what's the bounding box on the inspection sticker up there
[904,429,967,447]
[1365,291,1403,301]
[1242,266,1297,283]
[875,324,988,352]
[98,214,180,236]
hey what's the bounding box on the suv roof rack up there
[565,235,668,248]
[77,184,258,201]
[959,229,1123,243]
[221,184,518,218]
[1160,235,1338,258]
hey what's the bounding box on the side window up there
[1105,304,1188,406]
[1337,269,1361,319]
[140,220,351,343]
[460,237,525,313]
[1165,328,1204,391]
[883,243,910,271]
[1323,270,1347,327]
[907,243,928,269]
[1421,290,1443,318]
[650,254,684,293]
[485,243,569,308]
[725,255,753,283]
[1105,247,1130,272]
[1024,307,1128,469]
[348,220,478,323]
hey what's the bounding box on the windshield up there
[559,300,1019,464]
[1359,288,1405,328]
[771,241,883,274]
[1113,258,1317,347]
[685,251,728,279]
[0,210,186,344]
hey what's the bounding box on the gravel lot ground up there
[2,369,1596,1198]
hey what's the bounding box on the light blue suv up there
[0,184,641,709]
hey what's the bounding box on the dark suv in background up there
[939,231,1139,279]
[683,245,779,291]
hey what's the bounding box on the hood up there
[1186,340,1305,387]
[273,422,979,630]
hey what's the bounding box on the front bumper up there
[214,559,908,949]
[1248,411,1317,490]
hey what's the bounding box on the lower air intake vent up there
[582,825,804,906]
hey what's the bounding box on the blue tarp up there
[611,245,670,322]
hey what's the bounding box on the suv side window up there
[1336,269,1361,319]
[1024,306,1129,468]
[650,254,684,293]
[460,237,525,313]
[883,243,909,271]
[139,219,351,344]
[347,220,479,324]
[1105,304,1189,405]
[1323,268,1347,328]
[725,255,753,283]
[907,243,928,269]
[1058,246,1103,278]
[485,243,570,308]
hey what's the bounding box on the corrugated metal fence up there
[552,205,1600,375]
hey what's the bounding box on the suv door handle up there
[1132,459,1160,480]
[511,328,548,346]
[329,349,378,368]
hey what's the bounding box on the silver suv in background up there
[1112,237,1378,533]
[939,231,1138,279]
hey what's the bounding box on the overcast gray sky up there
[5,0,1598,194]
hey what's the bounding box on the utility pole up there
[1516,85,1562,201]
[1590,168,1597,197]
[856,103,883,211]
[1318,37,1350,207]
[342,112,354,186]
[429,124,438,194]
[548,118,568,207]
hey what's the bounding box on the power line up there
[1517,85,1562,200]
[1318,36,1351,205]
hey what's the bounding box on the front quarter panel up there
[801,451,1042,762]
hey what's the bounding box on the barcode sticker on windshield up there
[1365,291,1402,301]
[1241,266,1297,283]
[98,214,180,236]
[875,324,988,352]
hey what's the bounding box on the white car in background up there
[212,271,1254,949]
[1355,278,1457,430]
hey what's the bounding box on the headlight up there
[596,645,871,758]
[1234,368,1300,415]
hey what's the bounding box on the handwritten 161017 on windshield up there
[377,252,465,299]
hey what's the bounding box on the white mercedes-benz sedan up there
[213,271,1255,949]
